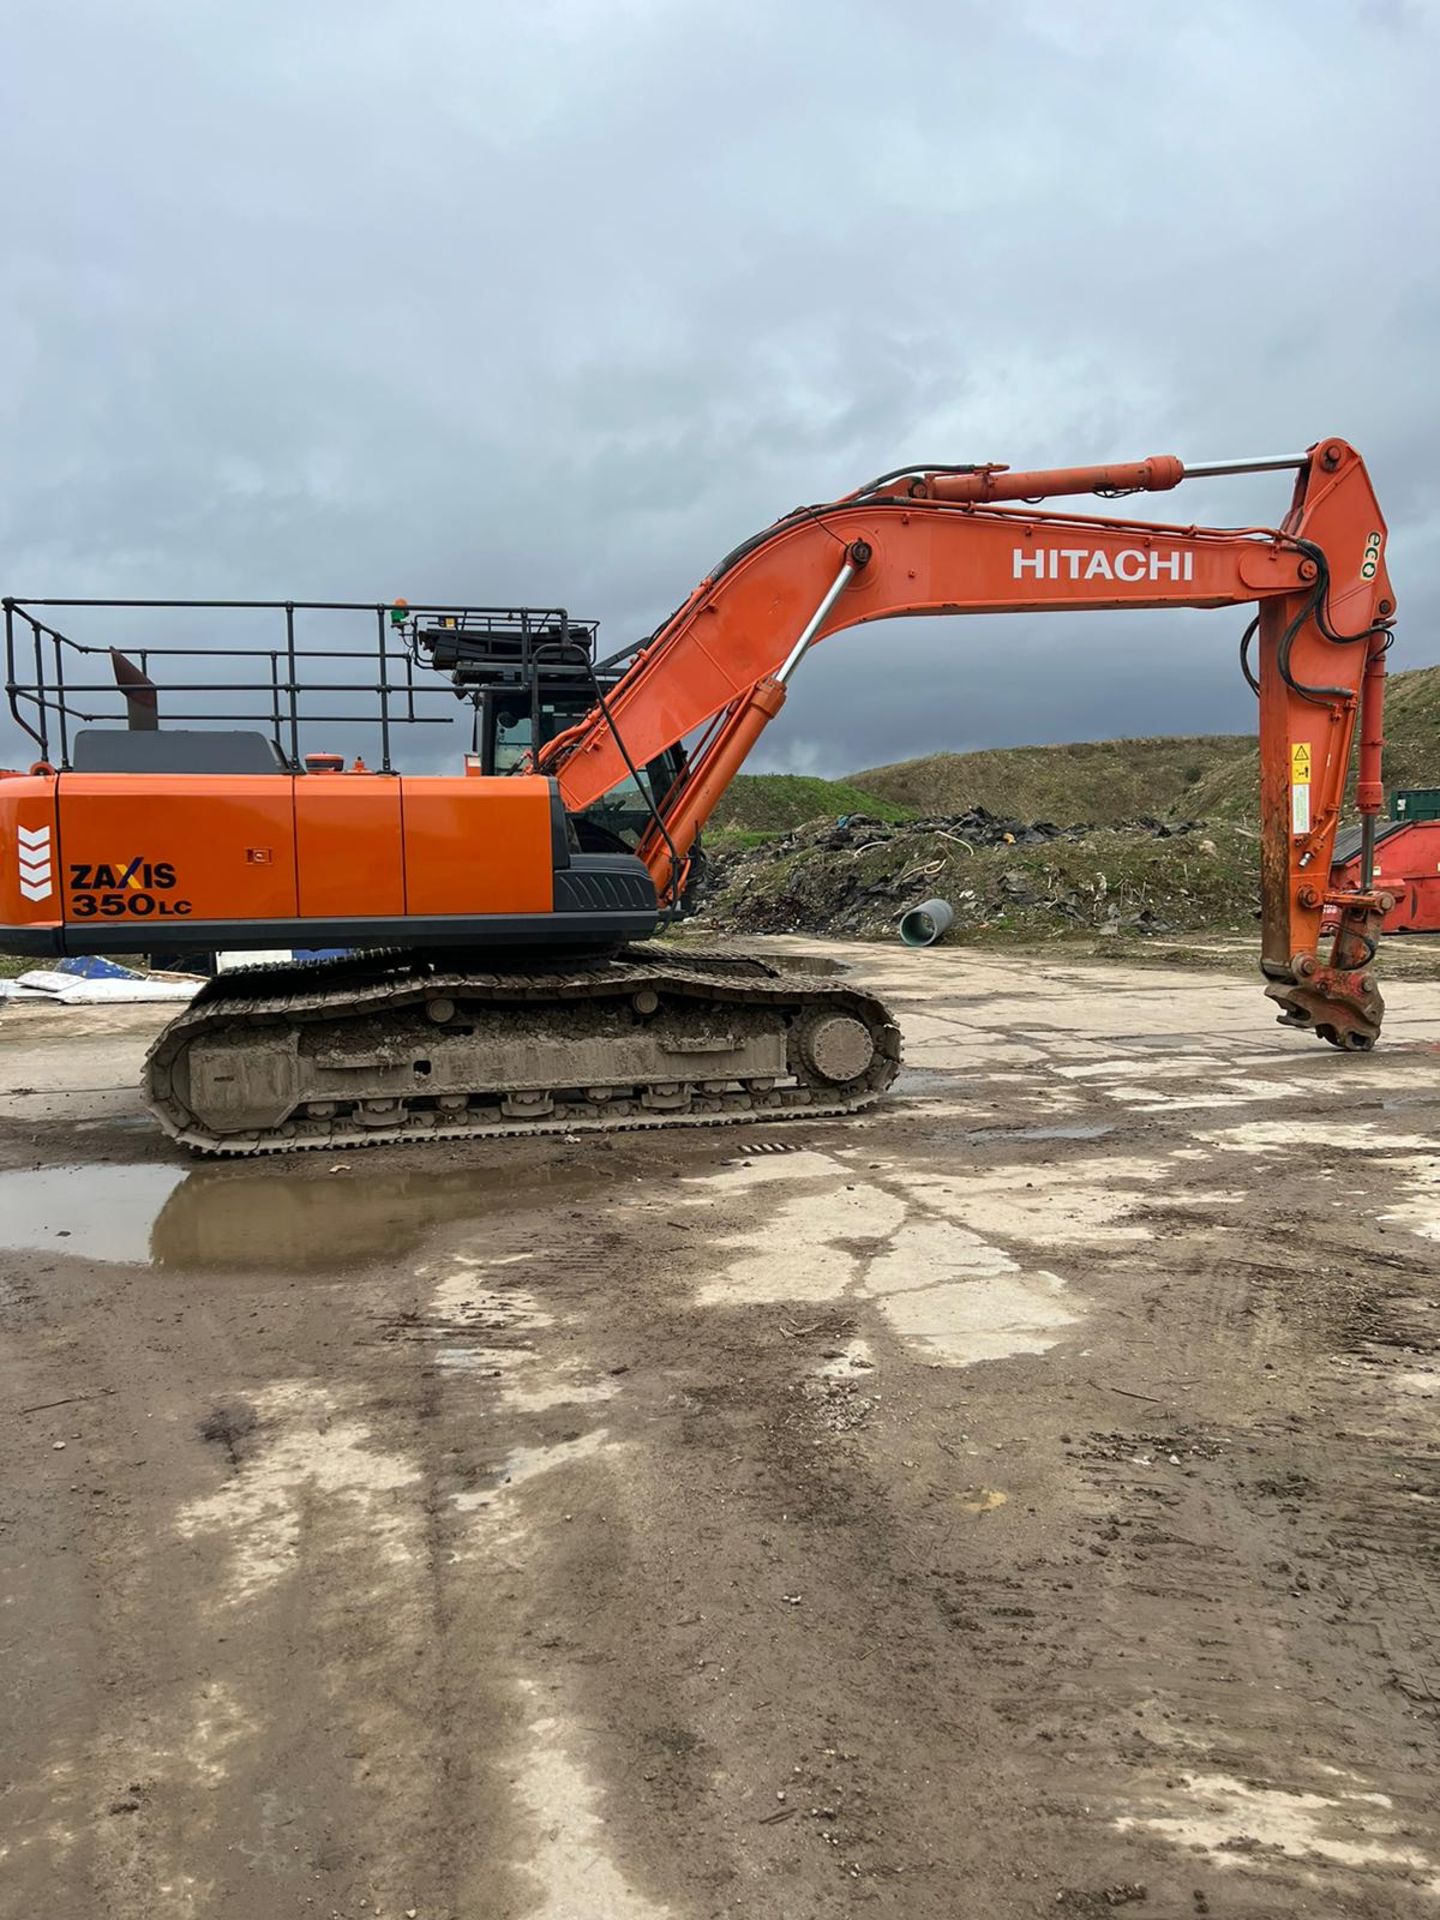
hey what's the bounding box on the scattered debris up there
[898,895,954,947]
[700,807,1251,943]
[1056,1886,1148,1914]
[1091,1379,1165,1404]
[1,955,201,1005]
[197,1399,260,1468]
[16,1390,111,1417]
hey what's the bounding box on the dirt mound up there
[1184,662,1440,817]
[852,664,1440,827]
[697,806,1257,944]
[854,737,1250,825]
[711,772,911,833]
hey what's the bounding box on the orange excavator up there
[0,436,1396,1154]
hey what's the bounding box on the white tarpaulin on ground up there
[1,969,200,1004]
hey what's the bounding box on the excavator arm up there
[542,437,1395,1050]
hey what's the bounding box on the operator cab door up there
[481,684,688,856]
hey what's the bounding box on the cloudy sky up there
[3,0,1438,777]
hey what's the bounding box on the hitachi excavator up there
[0,436,1396,1154]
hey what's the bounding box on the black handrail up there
[2,597,606,772]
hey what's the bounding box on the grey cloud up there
[3,0,1438,776]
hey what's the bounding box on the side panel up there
[56,775,298,931]
[295,775,405,918]
[0,773,61,932]
[400,775,554,915]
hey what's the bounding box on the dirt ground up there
[2,939,1439,1919]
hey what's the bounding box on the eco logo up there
[17,824,54,903]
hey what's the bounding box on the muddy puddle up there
[1,1165,187,1265]
[0,1160,563,1273]
[894,1066,972,1096]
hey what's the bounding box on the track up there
[142,944,903,1155]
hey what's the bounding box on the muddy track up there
[142,945,902,1154]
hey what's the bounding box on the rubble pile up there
[698,806,1253,944]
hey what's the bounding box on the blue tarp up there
[52,955,147,982]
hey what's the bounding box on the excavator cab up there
[413,608,701,897]
[485,682,690,854]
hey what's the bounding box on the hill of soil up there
[710,773,911,834]
[851,663,1440,825]
[701,664,1436,947]
[1184,661,1440,816]
[854,735,1248,825]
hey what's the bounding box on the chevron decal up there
[17,823,53,903]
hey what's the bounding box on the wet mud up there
[3,938,1440,1916]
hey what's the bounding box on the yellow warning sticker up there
[1291,742,1312,784]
